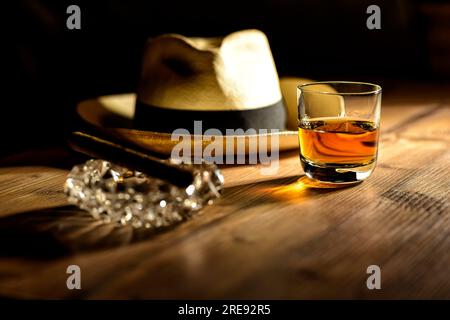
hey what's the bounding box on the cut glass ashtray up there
[64,159,224,229]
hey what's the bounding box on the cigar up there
[68,131,195,188]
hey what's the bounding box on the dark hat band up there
[133,100,287,133]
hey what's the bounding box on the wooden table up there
[0,84,449,299]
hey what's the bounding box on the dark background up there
[7,0,450,155]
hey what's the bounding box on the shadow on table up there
[224,175,360,206]
[0,205,174,260]
[0,158,360,260]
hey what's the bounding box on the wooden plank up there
[0,166,68,218]
[395,106,450,141]
[0,101,448,299]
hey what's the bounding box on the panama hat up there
[77,30,343,157]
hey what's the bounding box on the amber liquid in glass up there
[298,118,379,183]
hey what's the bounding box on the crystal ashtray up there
[64,159,224,229]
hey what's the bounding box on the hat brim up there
[76,77,309,156]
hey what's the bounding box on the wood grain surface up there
[0,86,449,299]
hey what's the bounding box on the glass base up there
[300,156,376,184]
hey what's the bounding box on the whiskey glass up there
[297,81,382,184]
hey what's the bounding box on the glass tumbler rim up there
[297,81,382,96]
